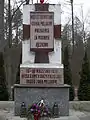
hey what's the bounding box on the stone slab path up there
[0,109,90,120]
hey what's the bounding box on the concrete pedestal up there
[14,84,70,116]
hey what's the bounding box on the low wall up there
[0,101,14,111]
[69,101,90,112]
[0,101,90,112]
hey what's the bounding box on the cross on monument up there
[40,0,44,4]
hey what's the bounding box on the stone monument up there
[14,2,70,116]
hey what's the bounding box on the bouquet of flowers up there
[28,99,50,120]
[38,100,49,117]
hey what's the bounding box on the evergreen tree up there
[0,52,9,101]
[16,65,20,84]
[16,52,22,84]
[78,50,90,100]
[63,46,74,101]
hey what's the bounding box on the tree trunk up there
[8,0,12,48]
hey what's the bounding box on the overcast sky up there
[32,0,90,25]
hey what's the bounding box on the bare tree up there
[3,0,25,96]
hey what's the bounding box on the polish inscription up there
[20,68,64,86]
[30,12,54,50]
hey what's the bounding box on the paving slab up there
[0,109,90,120]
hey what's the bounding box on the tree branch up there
[11,0,26,21]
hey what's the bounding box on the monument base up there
[14,84,70,116]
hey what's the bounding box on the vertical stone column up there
[34,4,49,63]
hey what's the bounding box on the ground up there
[0,109,90,120]
[0,101,90,120]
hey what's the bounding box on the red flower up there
[34,112,40,120]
